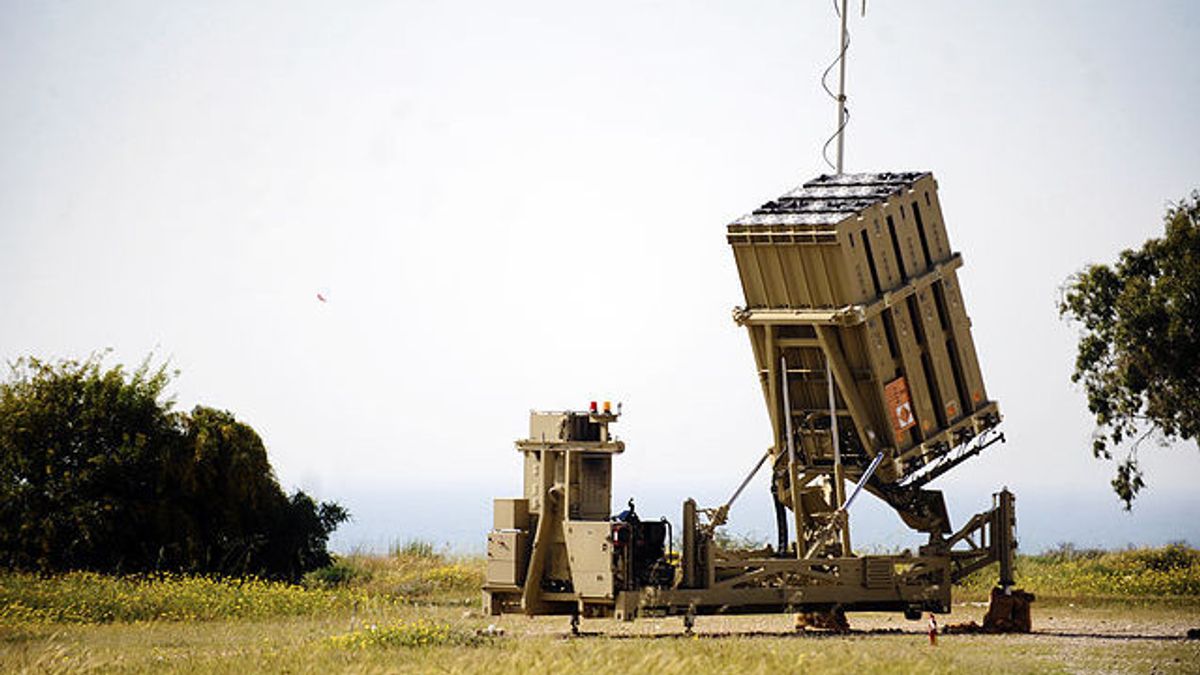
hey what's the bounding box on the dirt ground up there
[481,601,1200,674]
[3,600,1197,674]
[500,602,1199,639]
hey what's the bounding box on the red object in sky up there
[316,293,327,303]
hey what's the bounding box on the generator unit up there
[484,172,1030,628]
[484,406,674,617]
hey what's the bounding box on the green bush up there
[304,559,368,588]
[0,354,348,580]
[1122,542,1198,572]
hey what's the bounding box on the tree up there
[0,353,348,579]
[1059,191,1200,508]
[0,354,178,572]
[166,407,348,578]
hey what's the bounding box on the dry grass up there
[2,543,1198,673]
[3,605,1199,674]
[956,543,1200,603]
[318,549,482,605]
[0,572,374,624]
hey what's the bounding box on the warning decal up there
[885,377,917,435]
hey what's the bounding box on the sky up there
[2,1,1198,554]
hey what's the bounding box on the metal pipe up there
[781,356,804,559]
[843,451,885,511]
[661,517,674,568]
[773,485,789,556]
[835,0,849,174]
[703,449,771,532]
[682,498,697,588]
[996,489,1015,588]
[726,450,770,510]
[905,432,1006,488]
[828,357,851,553]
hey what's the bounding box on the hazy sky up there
[3,1,1198,552]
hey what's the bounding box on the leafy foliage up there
[303,559,364,588]
[1059,191,1200,507]
[0,354,347,579]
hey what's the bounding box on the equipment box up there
[486,530,528,587]
[493,498,530,530]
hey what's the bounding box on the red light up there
[589,401,598,413]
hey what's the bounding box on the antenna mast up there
[822,0,862,175]
[834,0,849,174]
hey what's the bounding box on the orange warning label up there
[886,377,917,435]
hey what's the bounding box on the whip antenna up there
[820,0,865,175]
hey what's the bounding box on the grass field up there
[2,543,1198,674]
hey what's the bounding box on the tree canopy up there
[1059,191,1200,508]
[0,354,347,579]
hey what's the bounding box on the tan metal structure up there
[484,173,1027,627]
[484,405,672,618]
[727,171,1002,552]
